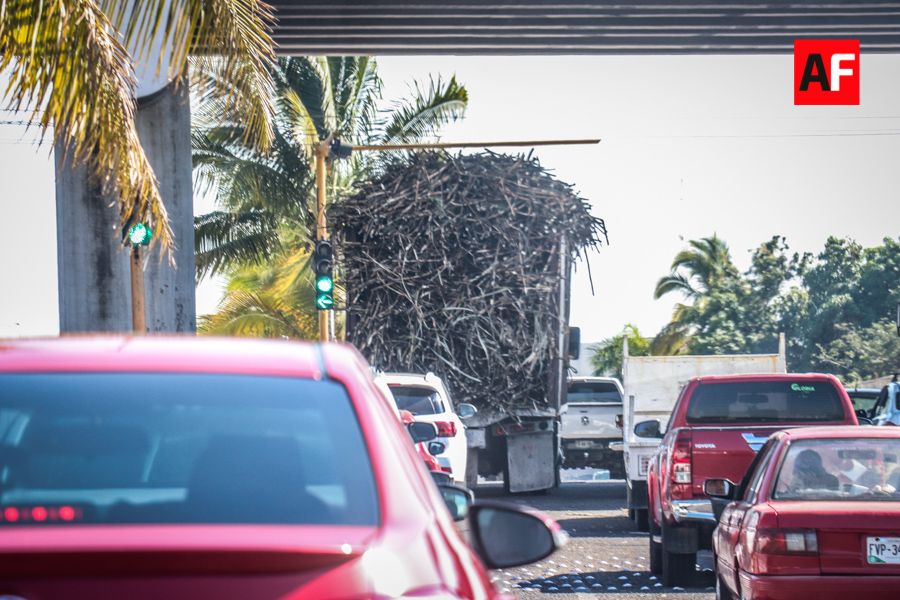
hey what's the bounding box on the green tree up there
[589,324,651,380]
[1,0,277,254]
[651,234,739,354]
[194,57,468,338]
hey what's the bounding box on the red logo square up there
[794,40,860,105]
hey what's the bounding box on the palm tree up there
[193,57,467,279]
[194,56,468,337]
[651,234,738,354]
[1,0,278,255]
[589,323,651,380]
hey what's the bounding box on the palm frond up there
[382,75,468,144]
[653,272,698,300]
[103,0,278,153]
[194,210,280,279]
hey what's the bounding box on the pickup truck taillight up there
[615,414,623,429]
[669,435,692,499]
[435,421,457,437]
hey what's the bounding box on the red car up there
[0,336,566,599]
[709,426,900,600]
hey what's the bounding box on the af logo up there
[794,40,860,105]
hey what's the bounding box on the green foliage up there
[194,56,468,339]
[589,324,650,380]
[2,0,278,256]
[652,234,900,382]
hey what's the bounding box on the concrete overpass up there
[56,1,900,334]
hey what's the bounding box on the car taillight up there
[755,528,818,554]
[435,421,457,437]
[615,414,623,429]
[669,435,692,499]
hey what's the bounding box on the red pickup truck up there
[645,373,858,587]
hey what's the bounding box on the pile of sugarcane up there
[333,151,607,413]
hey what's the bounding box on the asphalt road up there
[473,478,716,600]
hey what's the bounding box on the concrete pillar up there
[56,82,196,334]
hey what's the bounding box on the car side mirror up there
[468,501,568,569]
[458,403,477,419]
[634,420,663,439]
[704,478,736,499]
[407,421,438,444]
[436,483,474,521]
[428,441,446,456]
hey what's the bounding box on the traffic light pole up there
[316,135,333,343]
[130,246,146,335]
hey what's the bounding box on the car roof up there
[0,335,337,379]
[779,425,900,440]
[695,373,840,384]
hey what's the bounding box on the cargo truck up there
[622,334,787,530]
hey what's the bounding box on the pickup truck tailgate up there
[690,426,784,490]
[561,403,622,439]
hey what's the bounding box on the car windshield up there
[0,373,379,526]
[772,438,900,501]
[567,381,622,403]
[388,385,444,415]
[685,381,845,424]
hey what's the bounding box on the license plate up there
[575,440,595,449]
[867,537,900,564]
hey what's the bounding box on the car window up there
[388,385,445,415]
[567,381,623,403]
[737,437,777,502]
[686,381,845,424]
[873,387,891,418]
[846,390,880,413]
[772,438,900,501]
[0,373,379,526]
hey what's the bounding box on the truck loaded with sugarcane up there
[335,151,606,493]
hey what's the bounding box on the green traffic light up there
[127,223,152,246]
[316,276,334,293]
[316,295,334,310]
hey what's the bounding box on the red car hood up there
[0,525,378,577]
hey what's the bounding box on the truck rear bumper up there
[671,499,715,523]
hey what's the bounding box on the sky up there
[1,54,899,343]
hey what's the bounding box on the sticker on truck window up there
[791,384,816,393]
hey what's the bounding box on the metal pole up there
[351,139,600,151]
[130,246,146,335]
[316,140,330,342]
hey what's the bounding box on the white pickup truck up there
[560,377,625,478]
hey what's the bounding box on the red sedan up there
[709,426,900,600]
[0,336,565,599]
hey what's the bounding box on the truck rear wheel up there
[662,549,695,587]
[648,514,662,575]
[661,519,696,586]
[633,507,648,531]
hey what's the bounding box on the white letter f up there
[831,54,856,91]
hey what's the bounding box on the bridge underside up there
[269,1,900,55]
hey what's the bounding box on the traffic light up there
[127,223,152,246]
[314,240,334,310]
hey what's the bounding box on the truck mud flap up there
[507,431,555,493]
